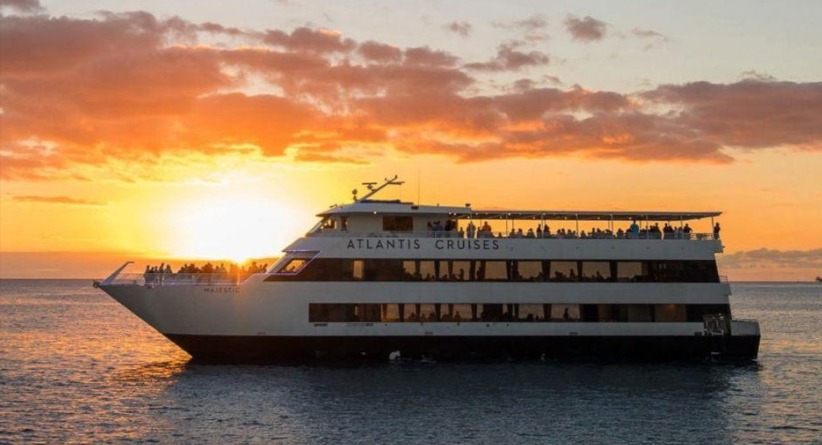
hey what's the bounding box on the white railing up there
[309,230,718,241]
[107,273,250,287]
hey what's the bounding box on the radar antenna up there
[357,175,404,202]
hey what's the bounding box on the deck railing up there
[309,230,718,241]
[107,273,252,287]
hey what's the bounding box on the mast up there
[356,175,405,202]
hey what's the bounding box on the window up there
[582,262,611,282]
[480,261,508,281]
[551,304,580,321]
[277,258,309,274]
[519,304,544,321]
[383,216,413,231]
[267,259,721,283]
[617,262,643,282]
[517,261,543,281]
[655,304,686,322]
[353,260,364,280]
[308,303,720,323]
[550,262,578,281]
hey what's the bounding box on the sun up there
[168,195,301,263]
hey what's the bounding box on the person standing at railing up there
[714,222,721,239]
[683,223,692,240]
[629,220,639,239]
[467,221,476,239]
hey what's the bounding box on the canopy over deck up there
[464,210,721,222]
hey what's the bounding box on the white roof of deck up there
[319,201,719,221]
[465,210,721,221]
[318,200,470,217]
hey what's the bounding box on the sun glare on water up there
[169,196,301,263]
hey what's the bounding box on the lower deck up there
[168,332,760,363]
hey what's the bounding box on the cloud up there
[0,0,41,13]
[12,195,106,205]
[492,14,548,41]
[493,15,547,32]
[358,40,402,63]
[642,80,822,150]
[444,21,472,37]
[716,248,822,281]
[720,248,822,269]
[465,43,549,72]
[1,9,822,180]
[262,27,356,53]
[564,15,607,42]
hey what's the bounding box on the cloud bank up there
[2,9,822,180]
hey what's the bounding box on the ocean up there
[1,280,820,444]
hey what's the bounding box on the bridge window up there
[383,215,413,231]
[277,258,309,274]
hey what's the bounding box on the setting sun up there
[168,196,301,262]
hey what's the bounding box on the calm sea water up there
[1,280,821,444]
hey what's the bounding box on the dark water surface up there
[1,280,821,444]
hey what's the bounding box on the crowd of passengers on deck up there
[143,261,268,284]
[428,220,718,240]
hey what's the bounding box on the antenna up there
[417,169,421,205]
[357,175,404,201]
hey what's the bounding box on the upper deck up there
[311,197,721,242]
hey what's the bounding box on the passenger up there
[536,226,543,238]
[526,228,535,238]
[480,222,492,237]
[458,227,465,238]
[629,220,640,238]
[683,223,693,240]
[517,228,524,238]
[663,223,674,239]
[509,228,516,238]
[454,311,462,321]
[714,222,721,239]
[467,221,476,239]
[563,308,570,321]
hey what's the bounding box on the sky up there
[1,0,821,280]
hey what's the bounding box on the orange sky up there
[1,1,821,280]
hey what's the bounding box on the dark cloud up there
[444,21,472,37]
[564,15,607,42]
[465,43,549,72]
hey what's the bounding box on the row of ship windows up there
[272,259,720,283]
[308,303,730,323]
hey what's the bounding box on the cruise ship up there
[97,176,760,362]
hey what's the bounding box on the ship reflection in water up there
[1,280,820,444]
